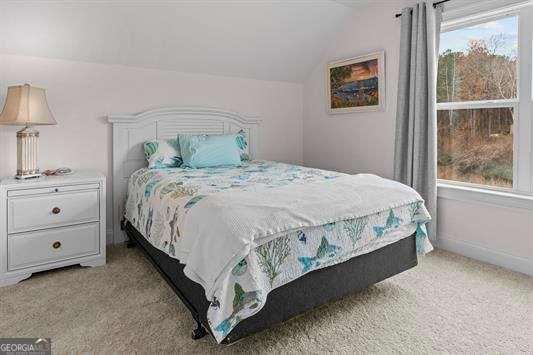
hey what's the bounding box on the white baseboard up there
[106,229,114,245]
[437,236,532,276]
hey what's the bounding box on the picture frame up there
[326,51,385,114]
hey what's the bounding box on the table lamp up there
[0,84,57,179]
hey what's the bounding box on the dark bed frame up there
[124,221,418,344]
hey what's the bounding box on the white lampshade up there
[0,84,57,126]
[0,84,57,179]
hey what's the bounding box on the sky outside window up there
[440,16,518,59]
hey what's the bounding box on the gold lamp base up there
[15,126,41,180]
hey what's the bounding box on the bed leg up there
[125,238,136,248]
[191,320,207,340]
[120,217,127,231]
[122,219,136,248]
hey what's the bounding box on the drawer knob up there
[52,207,61,214]
[52,241,61,249]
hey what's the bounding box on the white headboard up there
[107,106,261,243]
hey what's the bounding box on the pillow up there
[235,130,249,162]
[143,138,182,169]
[178,133,242,168]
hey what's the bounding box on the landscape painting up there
[327,52,384,114]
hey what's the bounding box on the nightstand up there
[0,171,106,286]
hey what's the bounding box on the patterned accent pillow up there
[143,138,182,169]
[235,130,249,161]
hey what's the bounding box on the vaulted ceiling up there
[0,1,361,83]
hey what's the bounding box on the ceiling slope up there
[0,1,355,83]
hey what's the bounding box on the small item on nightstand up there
[42,168,74,176]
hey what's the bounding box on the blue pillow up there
[178,133,242,168]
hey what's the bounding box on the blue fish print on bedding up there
[214,283,261,337]
[323,222,336,231]
[297,230,307,244]
[298,237,341,272]
[231,259,248,276]
[125,160,433,343]
[373,210,402,237]
[210,297,221,309]
[184,195,205,210]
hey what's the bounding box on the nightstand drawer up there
[8,223,100,271]
[8,190,99,233]
[7,183,100,197]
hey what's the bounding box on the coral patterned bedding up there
[125,160,432,342]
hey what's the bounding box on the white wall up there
[438,197,532,274]
[0,54,304,237]
[303,1,413,177]
[302,1,532,274]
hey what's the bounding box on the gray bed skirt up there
[125,222,418,344]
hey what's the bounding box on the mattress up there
[125,160,432,342]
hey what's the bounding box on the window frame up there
[436,4,533,199]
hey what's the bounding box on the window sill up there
[437,181,533,210]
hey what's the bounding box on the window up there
[438,107,514,188]
[437,15,519,189]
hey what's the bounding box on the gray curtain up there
[394,2,442,241]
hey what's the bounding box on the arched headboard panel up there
[107,107,261,243]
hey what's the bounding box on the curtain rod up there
[395,0,450,18]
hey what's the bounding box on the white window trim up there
[442,0,533,31]
[437,3,533,203]
[437,99,517,110]
[517,5,533,193]
[437,181,533,210]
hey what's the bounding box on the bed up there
[107,107,432,344]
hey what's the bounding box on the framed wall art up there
[327,51,385,114]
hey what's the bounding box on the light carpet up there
[1,246,531,354]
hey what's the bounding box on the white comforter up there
[125,161,432,342]
[180,173,430,299]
